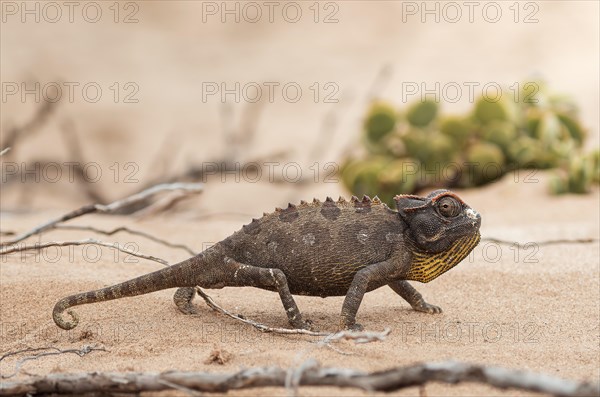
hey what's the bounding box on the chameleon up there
[53,189,481,331]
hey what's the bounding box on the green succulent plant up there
[440,116,473,146]
[481,120,517,153]
[590,149,600,184]
[556,112,586,145]
[507,136,558,169]
[343,81,595,197]
[473,96,514,124]
[377,158,420,203]
[342,156,390,198]
[364,102,397,144]
[406,100,438,127]
[465,142,505,186]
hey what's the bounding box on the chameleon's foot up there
[339,317,364,331]
[290,317,314,330]
[412,302,443,314]
[174,287,202,315]
[345,323,364,332]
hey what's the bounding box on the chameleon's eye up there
[437,196,461,218]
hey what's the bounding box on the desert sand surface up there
[1,174,599,396]
[1,1,599,396]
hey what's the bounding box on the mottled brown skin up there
[53,189,481,331]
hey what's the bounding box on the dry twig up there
[194,286,391,355]
[1,361,597,396]
[54,224,197,255]
[0,238,168,265]
[0,182,203,246]
[1,101,56,154]
[59,120,106,202]
[0,345,106,379]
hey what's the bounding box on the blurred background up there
[1,1,599,213]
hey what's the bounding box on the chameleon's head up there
[394,189,481,254]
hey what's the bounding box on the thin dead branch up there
[54,225,197,255]
[195,287,330,337]
[1,101,57,154]
[0,147,10,157]
[0,182,203,246]
[194,286,391,351]
[0,345,106,379]
[1,361,597,396]
[132,189,198,219]
[60,120,106,203]
[0,238,169,266]
[366,63,394,102]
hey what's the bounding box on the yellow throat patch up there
[407,233,480,283]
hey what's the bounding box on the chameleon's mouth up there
[407,232,481,283]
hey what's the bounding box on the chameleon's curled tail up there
[53,255,202,330]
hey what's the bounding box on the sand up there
[1,173,599,396]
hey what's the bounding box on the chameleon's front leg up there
[340,261,395,331]
[388,280,442,314]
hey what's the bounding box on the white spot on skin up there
[302,233,316,246]
[386,232,399,243]
[267,241,278,252]
[466,208,479,220]
[357,229,369,244]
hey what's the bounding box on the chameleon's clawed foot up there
[177,303,202,315]
[413,302,443,314]
[290,318,314,331]
[174,287,201,315]
[345,323,364,332]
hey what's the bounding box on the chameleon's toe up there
[345,323,364,332]
[177,304,202,315]
[290,318,314,330]
[413,302,443,314]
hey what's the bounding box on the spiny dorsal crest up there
[253,195,389,225]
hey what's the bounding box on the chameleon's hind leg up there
[223,258,310,330]
[388,280,442,314]
[174,287,200,315]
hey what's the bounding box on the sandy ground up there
[1,174,599,396]
[1,1,599,396]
